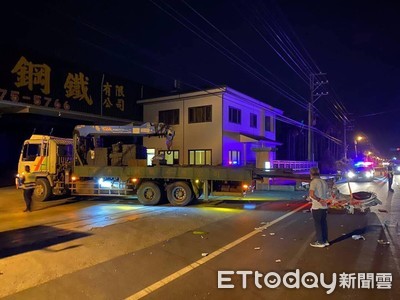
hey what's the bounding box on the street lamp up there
[354,136,364,158]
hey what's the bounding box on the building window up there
[228,150,241,165]
[188,105,212,123]
[250,113,257,128]
[229,107,241,124]
[159,109,179,125]
[159,150,179,165]
[189,150,212,165]
[265,115,273,132]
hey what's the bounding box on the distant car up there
[346,165,374,182]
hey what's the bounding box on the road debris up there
[377,240,390,245]
[352,235,365,240]
[254,247,261,250]
[261,234,266,237]
[269,232,275,236]
[201,252,209,257]
[193,230,208,235]
[378,209,388,213]
[275,259,281,263]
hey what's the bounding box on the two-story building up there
[137,86,283,168]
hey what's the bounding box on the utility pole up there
[308,73,328,161]
[343,120,347,159]
[345,118,354,159]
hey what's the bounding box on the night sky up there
[2,0,400,157]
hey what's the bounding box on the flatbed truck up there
[17,122,254,206]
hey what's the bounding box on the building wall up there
[222,91,277,139]
[221,90,279,166]
[141,87,282,167]
[142,93,223,165]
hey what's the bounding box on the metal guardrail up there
[272,160,318,172]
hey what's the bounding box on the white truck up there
[17,122,254,206]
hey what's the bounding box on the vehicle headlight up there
[98,178,112,188]
[347,171,355,178]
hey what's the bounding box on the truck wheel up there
[33,178,52,202]
[166,181,193,206]
[137,182,162,205]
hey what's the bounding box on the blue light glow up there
[354,161,373,167]
[98,178,112,188]
[244,203,256,210]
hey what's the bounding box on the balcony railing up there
[272,160,318,172]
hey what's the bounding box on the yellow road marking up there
[126,202,310,299]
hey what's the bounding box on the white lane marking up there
[126,202,310,300]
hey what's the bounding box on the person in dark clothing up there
[387,164,394,192]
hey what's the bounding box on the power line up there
[150,0,309,109]
[238,0,350,126]
[152,0,343,147]
[181,0,307,103]
[251,1,312,80]
[33,1,344,148]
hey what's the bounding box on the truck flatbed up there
[74,165,254,181]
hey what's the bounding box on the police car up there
[346,162,374,182]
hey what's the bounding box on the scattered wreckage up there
[305,178,382,214]
[329,188,382,214]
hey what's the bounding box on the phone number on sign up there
[0,88,70,110]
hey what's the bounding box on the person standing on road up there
[308,167,330,248]
[387,163,394,192]
[19,165,36,212]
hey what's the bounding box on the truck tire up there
[166,181,193,206]
[33,178,52,202]
[137,181,162,205]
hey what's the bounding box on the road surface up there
[0,175,399,299]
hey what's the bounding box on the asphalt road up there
[0,176,399,300]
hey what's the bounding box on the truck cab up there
[18,135,73,201]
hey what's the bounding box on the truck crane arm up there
[73,122,174,141]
